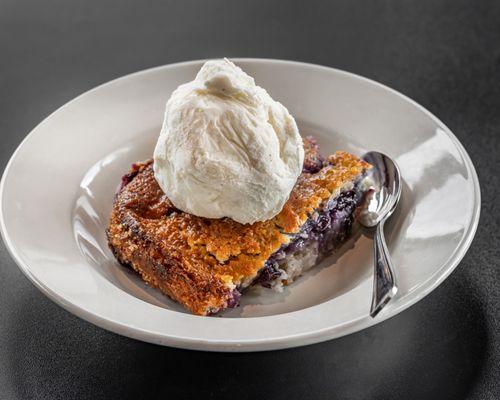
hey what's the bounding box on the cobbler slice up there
[107,137,371,315]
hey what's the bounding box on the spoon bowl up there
[360,151,402,228]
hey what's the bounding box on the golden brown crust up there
[107,140,370,315]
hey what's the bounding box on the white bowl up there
[0,59,480,351]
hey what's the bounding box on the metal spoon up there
[359,151,402,318]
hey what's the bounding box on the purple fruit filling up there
[226,289,242,308]
[302,137,325,174]
[252,260,283,288]
[118,164,141,192]
[254,181,365,287]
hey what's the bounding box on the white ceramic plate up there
[0,59,480,351]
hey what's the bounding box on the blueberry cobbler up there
[106,59,372,315]
[107,137,371,315]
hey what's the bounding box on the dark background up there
[1,0,499,399]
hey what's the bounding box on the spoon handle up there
[370,219,398,317]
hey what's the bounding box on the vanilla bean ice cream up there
[153,58,304,224]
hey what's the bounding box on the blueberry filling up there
[118,163,141,192]
[252,260,283,288]
[254,182,365,288]
[226,288,242,308]
[303,155,324,174]
[302,137,325,174]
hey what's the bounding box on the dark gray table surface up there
[1,1,499,399]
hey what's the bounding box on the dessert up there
[107,59,371,315]
[108,136,370,315]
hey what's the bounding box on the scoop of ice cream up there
[153,58,304,224]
